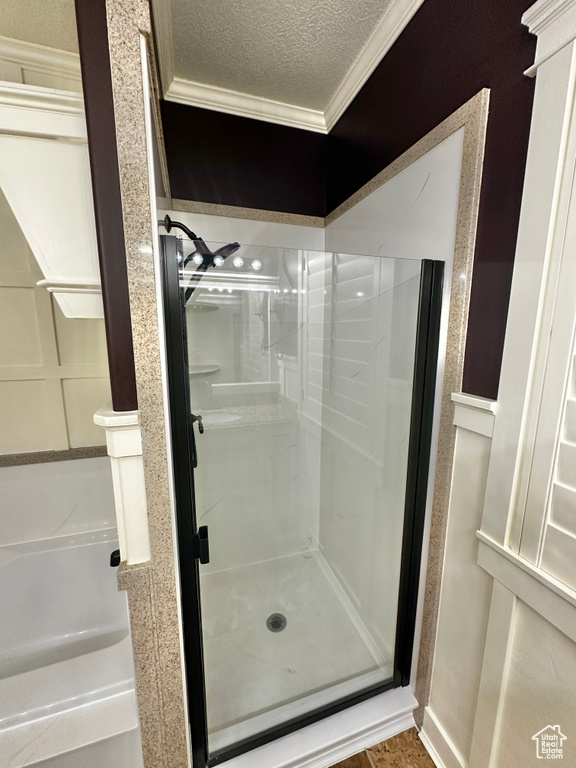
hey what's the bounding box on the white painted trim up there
[323,0,426,131]
[162,0,424,133]
[476,533,576,642]
[0,82,86,139]
[37,279,101,295]
[224,687,416,768]
[1,2,424,133]
[468,582,517,768]
[0,35,81,81]
[419,727,448,768]
[165,77,327,133]
[93,403,151,565]
[480,37,576,548]
[452,393,497,438]
[0,81,83,114]
[523,0,576,73]
[421,708,465,768]
[94,405,140,431]
[451,392,497,412]
[522,0,576,36]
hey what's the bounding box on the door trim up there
[161,234,209,768]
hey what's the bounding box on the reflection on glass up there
[179,242,421,753]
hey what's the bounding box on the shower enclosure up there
[161,233,443,767]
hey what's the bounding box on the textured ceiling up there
[171,0,395,111]
[0,0,78,52]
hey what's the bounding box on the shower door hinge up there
[192,525,210,564]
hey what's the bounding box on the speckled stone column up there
[105,1,189,766]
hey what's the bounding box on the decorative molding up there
[162,0,425,133]
[94,403,151,566]
[0,35,81,81]
[522,0,576,35]
[481,7,576,548]
[37,278,101,295]
[522,0,576,75]
[0,3,426,134]
[452,392,497,438]
[451,392,497,412]
[477,532,576,636]
[323,0,426,131]
[0,82,85,140]
[0,81,83,116]
[165,77,327,133]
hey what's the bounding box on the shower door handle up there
[192,525,210,564]
[189,413,204,468]
[191,413,204,433]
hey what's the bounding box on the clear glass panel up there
[178,240,422,753]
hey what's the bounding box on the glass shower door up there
[161,236,443,766]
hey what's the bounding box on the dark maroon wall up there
[160,0,537,399]
[328,0,537,398]
[75,0,138,411]
[161,101,327,217]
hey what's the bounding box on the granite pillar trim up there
[105,1,188,766]
[0,446,107,467]
[409,90,490,723]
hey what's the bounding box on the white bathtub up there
[0,531,144,768]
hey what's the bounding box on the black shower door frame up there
[160,234,444,768]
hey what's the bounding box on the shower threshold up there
[200,551,394,755]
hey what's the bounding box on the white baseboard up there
[421,708,466,768]
[226,687,417,768]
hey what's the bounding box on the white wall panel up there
[494,603,576,767]
[425,425,494,763]
[0,187,109,454]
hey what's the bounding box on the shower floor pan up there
[200,551,393,753]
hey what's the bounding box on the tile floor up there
[200,551,393,752]
[330,728,436,768]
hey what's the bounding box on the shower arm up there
[160,214,199,241]
[159,215,240,301]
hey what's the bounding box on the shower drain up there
[266,613,287,632]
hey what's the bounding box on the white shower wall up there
[303,251,421,658]
[159,212,324,572]
[324,128,464,668]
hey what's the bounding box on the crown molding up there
[161,0,424,134]
[165,77,327,133]
[0,82,85,139]
[522,0,576,75]
[522,0,576,34]
[0,82,83,114]
[0,35,81,81]
[323,0,426,131]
